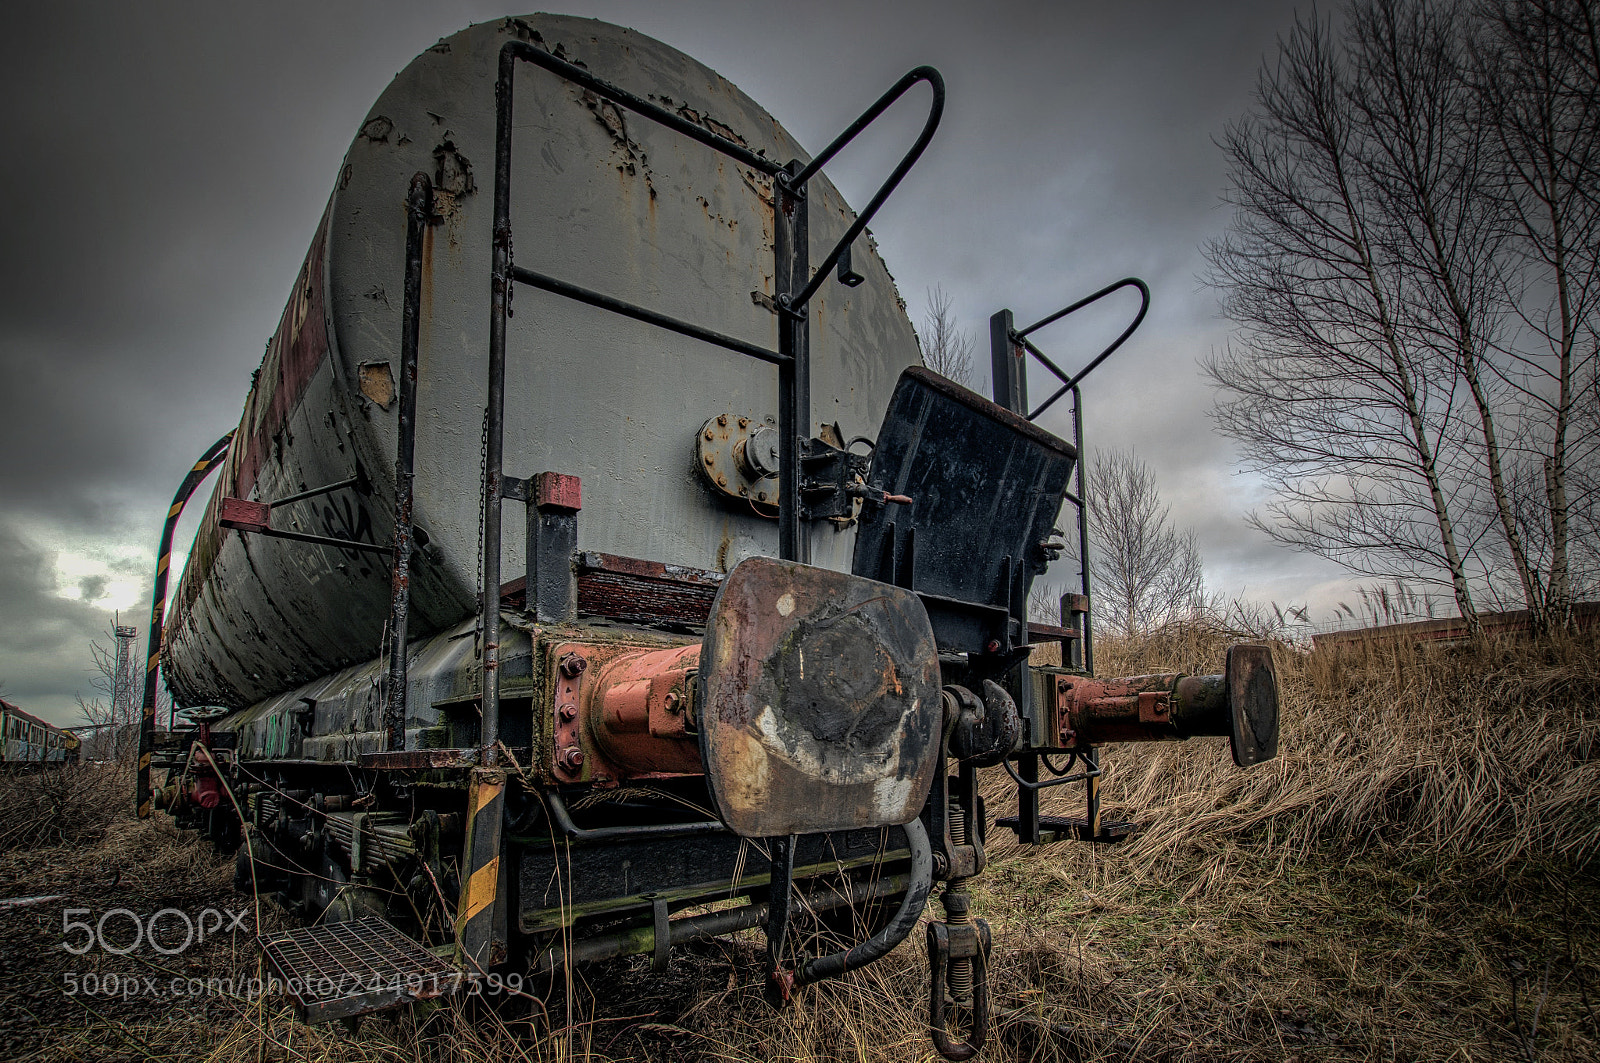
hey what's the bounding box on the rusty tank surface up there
[141,13,1283,1058]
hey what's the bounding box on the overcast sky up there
[0,1,1362,726]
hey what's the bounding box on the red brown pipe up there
[1049,671,1231,747]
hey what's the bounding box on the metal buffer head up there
[699,556,943,837]
[1043,643,1280,766]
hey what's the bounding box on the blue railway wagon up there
[0,699,79,766]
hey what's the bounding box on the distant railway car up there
[0,699,79,766]
[143,14,1281,1056]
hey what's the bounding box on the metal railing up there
[477,40,944,766]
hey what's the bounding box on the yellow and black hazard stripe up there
[456,768,508,970]
[136,431,234,820]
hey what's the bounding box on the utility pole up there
[113,622,137,760]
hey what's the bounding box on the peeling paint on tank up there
[360,116,394,143]
[357,362,396,408]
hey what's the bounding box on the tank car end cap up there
[699,556,942,838]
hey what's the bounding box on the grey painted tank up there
[164,14,923,709]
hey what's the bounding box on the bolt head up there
[985,640,1002,654]
[559,654,588,678]
[558,704,577,721]
[559,747,585,769]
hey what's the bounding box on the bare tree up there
[1028,579,1065,625]
[74,622,161,762]
[1472,0,1600,625]
[1207,6,1485,624]
[919,285,977,387]
[1079,450,1206,637]
[1207,0,1600,630]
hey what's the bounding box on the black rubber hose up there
[794,816,933,986]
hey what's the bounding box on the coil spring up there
[945,805,973,1006]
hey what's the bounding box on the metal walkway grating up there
[261,915,463,1022]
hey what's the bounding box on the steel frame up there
[988,278,1150,847]
[477,39,944,766]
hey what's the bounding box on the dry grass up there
[0,761,130,851]
[3,632,1596,1061]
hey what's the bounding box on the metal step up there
[261,916,463,1021]
[994,815,1137,845]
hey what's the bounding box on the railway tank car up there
[144,13,1283,1058]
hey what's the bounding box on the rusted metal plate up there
[501,552,723,630]
[700,556,941,838]
[219,497,271,533]
[1226,643,1279,767]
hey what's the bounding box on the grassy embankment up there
[1,629,1595,1061]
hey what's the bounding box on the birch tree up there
[1208,0,1598,629]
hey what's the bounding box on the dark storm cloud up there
[0,523,112,721]
[0,1,1351,724]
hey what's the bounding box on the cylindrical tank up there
[164,14,924,708]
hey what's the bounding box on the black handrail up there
[499,40,783,176]
[382,173,433,757]
[135,431,234,819]
[783,67,945,312]
[481,40,947,767]
[1019,277,1149,422]
[510,266,785,365]
[542,790,726,843]
[481,40,828,771]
